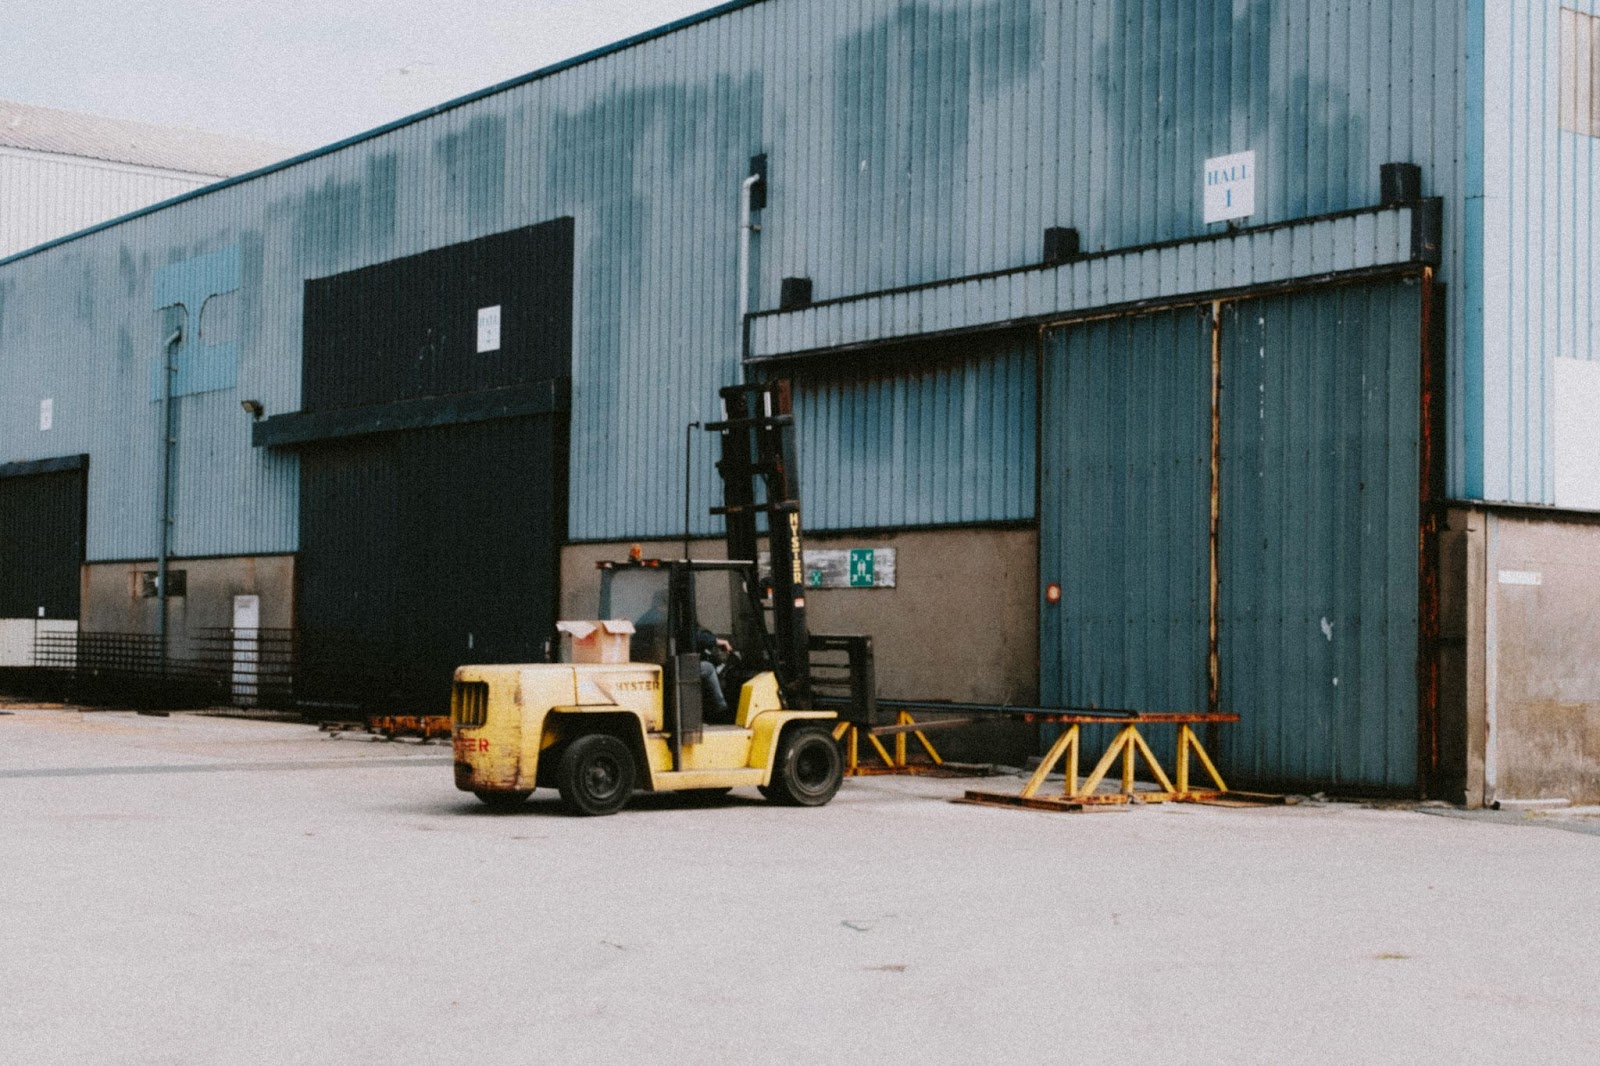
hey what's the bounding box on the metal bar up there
[1176,725,1191,794]
[1129,729,1177,794]
[1078,726,1134,798]
[1186,727,1229,792]
[1208,299,1222,714]
[866,732,897,769]
[1021,724,1076,798]
[868,718,973,735]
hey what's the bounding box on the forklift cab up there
[596,559,774,729]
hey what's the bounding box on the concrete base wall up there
[561,526,1041,764]
[1439,507,1600,806]
[81,556,295,662]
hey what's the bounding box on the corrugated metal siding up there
[1039,308,1212,716]
[0,0,1472,555]
[1218,281,1420,790]
[793,332,1035,531]
[1475,0,1600,504]
[0,151,211,258]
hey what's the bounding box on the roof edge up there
[0,0,766,270]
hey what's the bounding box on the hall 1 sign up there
[1203,150,1256,224]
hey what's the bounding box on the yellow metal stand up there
[962,719,1232,811]
[832,711,945,775]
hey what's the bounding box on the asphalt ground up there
[2,704,1598,1065]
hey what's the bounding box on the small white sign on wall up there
[38,398,53,432]
[476,305,502,353]
[1203,150,1257,224]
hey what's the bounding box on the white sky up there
[0,0,715,151]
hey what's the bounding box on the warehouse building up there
[0,99,291,258]
[1,0,1596,805]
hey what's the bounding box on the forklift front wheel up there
[557,734,636,816]
[764,725,844,807]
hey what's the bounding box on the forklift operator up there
[630,589,734,723]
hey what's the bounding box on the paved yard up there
[2,704,1597,1065]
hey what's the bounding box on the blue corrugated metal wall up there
[0,0,1476,561]
[1040,280,1421,792]
[1218,281,1421,790]
[793,333,1035,530]
[1473,0,1600,504]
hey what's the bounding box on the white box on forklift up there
[557,620,635,664]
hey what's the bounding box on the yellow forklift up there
[450,382,873,815]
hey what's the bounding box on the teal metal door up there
[1041,279,1422,792]
[1217,282,1421,791]
[1039,307,1213,716]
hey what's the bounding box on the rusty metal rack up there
[831,710,960,775]
[816,697,1154,778]
[957,711,1243,811]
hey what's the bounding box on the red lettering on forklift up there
[454,737,490,754]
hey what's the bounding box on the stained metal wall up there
[1469,0,1600,505]
[0,151,213,259]
[0,0,1476,561]
[792,332,1035,530]
[1040,280,1422,792]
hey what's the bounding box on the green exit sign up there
[849,549,875,587]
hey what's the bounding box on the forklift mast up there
[708,381,812,708]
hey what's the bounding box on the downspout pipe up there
[157,325,182,671]
[736,172,762,385]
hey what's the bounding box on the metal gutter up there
[749,202,1440,363]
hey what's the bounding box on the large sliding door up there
[284,218,573,713]
[1040,278,1423,791]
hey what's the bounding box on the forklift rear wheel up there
[474,789,532,811]
[765,725,844,806]
[557,734,636,816]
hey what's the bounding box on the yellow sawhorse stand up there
[832,711,947,775]
[959,713,1240,811]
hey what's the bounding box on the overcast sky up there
[0,0,714,151]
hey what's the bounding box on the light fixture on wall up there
[240,399,264,419]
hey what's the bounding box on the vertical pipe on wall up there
[736,173,762,384]
[1208,300,1223,715]
[157,325,183,669]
